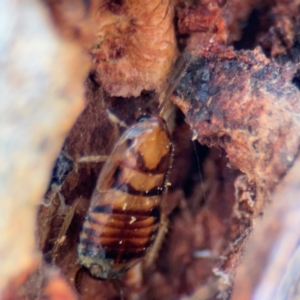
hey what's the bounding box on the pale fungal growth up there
[89,0,178,97]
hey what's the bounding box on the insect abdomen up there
[78,195,160,275]
[78,116,171,279]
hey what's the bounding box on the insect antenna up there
[157,54,188,115]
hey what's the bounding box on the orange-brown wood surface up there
[2,0,300,299]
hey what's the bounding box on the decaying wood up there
[0,0,88,294]
[173,46,300,215]
[89,0,179,97]
[45,0,178,97]
[172,43,300,298]
[2,0,300,299]
[2,258,77,300]
[232,157,300,300]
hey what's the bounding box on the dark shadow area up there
[234,9,261,50]
[292,69,300,91]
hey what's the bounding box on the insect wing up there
[78,116,172,279]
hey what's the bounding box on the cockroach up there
[77,111,173,279]
[40,1,231,293]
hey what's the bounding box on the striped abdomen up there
[78,115,172,279]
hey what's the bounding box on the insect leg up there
[74,155,108,173]
[143,211,169,269]
[51,198,81,264]
[76,155,108,163]
[75,108,127,166]
[106,109,128,128]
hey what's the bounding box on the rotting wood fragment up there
[171,44,300,299]
[172,46,300,216]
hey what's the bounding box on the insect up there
[77,112,173,279]
[39,0,231,293]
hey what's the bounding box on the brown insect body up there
[78,115,172,279]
